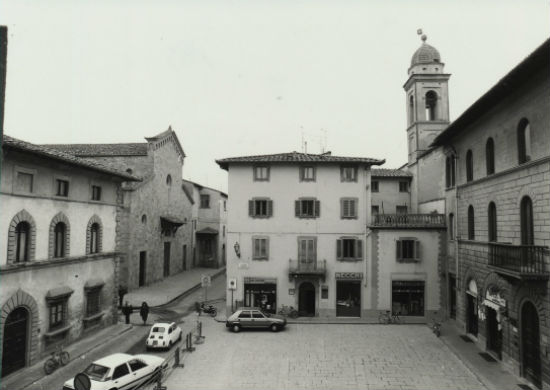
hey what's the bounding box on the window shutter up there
[253,238,259,258]
[267,200,273,217]
[298,239,304,261]
[396,240,402,260]
[337,239,342,260]
[312,239,317,262]
[312,167,316,181]
[295,200,301,217]
[353,167,358,182]
[414,240,420,261]
[299,167,304,182]
[266,167,270,181]
[265,238,269,259]
[340,199,345,218]
[315,200,320,217]
[351,199,357,218]
[356,239,363,260]
[340,167,344,182]
[249,200,254,217]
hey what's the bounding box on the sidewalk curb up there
[153,267,226,308]
[19,325,134,390]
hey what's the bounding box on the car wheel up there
[232,324,241,333]
[270,324,279,332]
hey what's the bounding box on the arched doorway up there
[2,307,29,377]
[298,282,315,317]
[522,301,541,388]
[466,279,478,336]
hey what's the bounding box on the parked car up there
[62,353,167,390]
[226,308,286,332]
[146,322,182,350]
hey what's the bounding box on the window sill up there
[250,216,271,219]
[297,216,318,219]
[337,258,363,262]
[252,258,269,261]
[397,258,421,263]
[341,217,358,220]
[83,311,105,323]
[44,324,72,339]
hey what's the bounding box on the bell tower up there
[404,32,451,165]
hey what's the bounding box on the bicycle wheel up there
[209,308,217,317]
[43,359,56,375]
[60,351,70,365]
[289,310,298,319]
[393,315,403,324]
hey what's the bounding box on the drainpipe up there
[0,26,7,176]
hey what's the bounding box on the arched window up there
[166,174,172,186]
[468,205,475,240]
[517,118,531,164]
[445,157,451,188]
[54,223,66,258]
[450,155,456,186]
[86,215,103,255]
[425,91,437,121]
[15,222,30,262]
[466,150,473,182]
[488,202,497,242]
[48,212,70,259]
[409,95,414,125]
[520,196,534,245]
[90,223,100,254]
[448,213,454,240]
[486,138,495,175]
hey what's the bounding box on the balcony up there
[370,214,446,229]
[488,243,549,280]
[288,259,326,281]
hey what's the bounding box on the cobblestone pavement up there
[165,321,487,390]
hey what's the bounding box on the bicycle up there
[43,344,70,375]
[431,312,442,337]
[378,310,403,324]
[278,305,299,319]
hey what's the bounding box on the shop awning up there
[160,215,185,236]
[196,227,218,235]
[46,286,74,300]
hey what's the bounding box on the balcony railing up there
[488,243,549,280]
[370,214,446,228]
[288,259,326,279]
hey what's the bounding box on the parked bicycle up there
[278,305,299,319]
[378,310,403,324]
[43,344,70,375]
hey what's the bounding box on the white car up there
[145,322,182,350]
[62,353,167,390]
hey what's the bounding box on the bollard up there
[186,332,195,352]
[174,346,184,368]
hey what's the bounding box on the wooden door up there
[139,251,146,287]
[522,301,541,388]
[2,307,28,377]
[163,242,171,277]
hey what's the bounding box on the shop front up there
[484,287,505,359]
[392,280,424,316]
[243,277,277,314]
[336,272,363,317]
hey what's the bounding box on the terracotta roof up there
[432,37,550,147]
[371,168,413,178]
[3,135,141,181]
[42,143,148,157]
[182,179,228,197]
[216,151,384,170]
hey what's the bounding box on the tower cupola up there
[408,34,444,76]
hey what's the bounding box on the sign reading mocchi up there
[335,272,363,280]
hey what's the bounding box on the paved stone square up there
[166,320,486,390]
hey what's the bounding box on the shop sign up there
[485,290,506,308]
[335,272,363,280]
[243,277,277,284]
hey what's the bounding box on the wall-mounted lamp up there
[234,242,241,258]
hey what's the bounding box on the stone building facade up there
[47,128,194,290]
[0,135,138,378]
[433,38,550,389]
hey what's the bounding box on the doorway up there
[182,245,187,271]
[486,307,502,359]
[466,293,478,336]
[449,275,457,319]
[336,281,361,317]
[522,301,541,388]
[139,251,146,287]
[2,307,29,377]
[298,282,315,317]
[163,242,171,277]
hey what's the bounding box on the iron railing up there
[288,259,326,275]
[488,243,548,276]
[371,214,446,228]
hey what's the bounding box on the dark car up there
[226,308,286,332]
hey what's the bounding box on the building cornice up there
[0,252,120,274]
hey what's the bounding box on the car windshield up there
[262,311,271,317]
[83,363,110,381]
[152,327,165,333]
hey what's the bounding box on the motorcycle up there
[200,302,217,317]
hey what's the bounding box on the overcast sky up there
[1,0,549,192]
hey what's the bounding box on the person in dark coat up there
[122,301,133,324]
[140,302,149,325]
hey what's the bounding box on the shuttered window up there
[295,198,320,218]
[340,166,358,182]
[341,198,358,219]
[252,237,269,260]
[248,198,273,218]
[298,237,317,263]
[336,238,363,261]
[253,166,270,181]
[395,239,420,262]
[300,166,316,182]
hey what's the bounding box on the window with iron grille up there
[295,198,320,218]
[86,289,101,317]
[399,181,409,192]
[49,300,67,330]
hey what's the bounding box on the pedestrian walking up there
[122,301,133,324]
[140,301,149,325]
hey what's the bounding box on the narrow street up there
[27,273,226,390]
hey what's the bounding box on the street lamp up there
[233,242,241,258]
